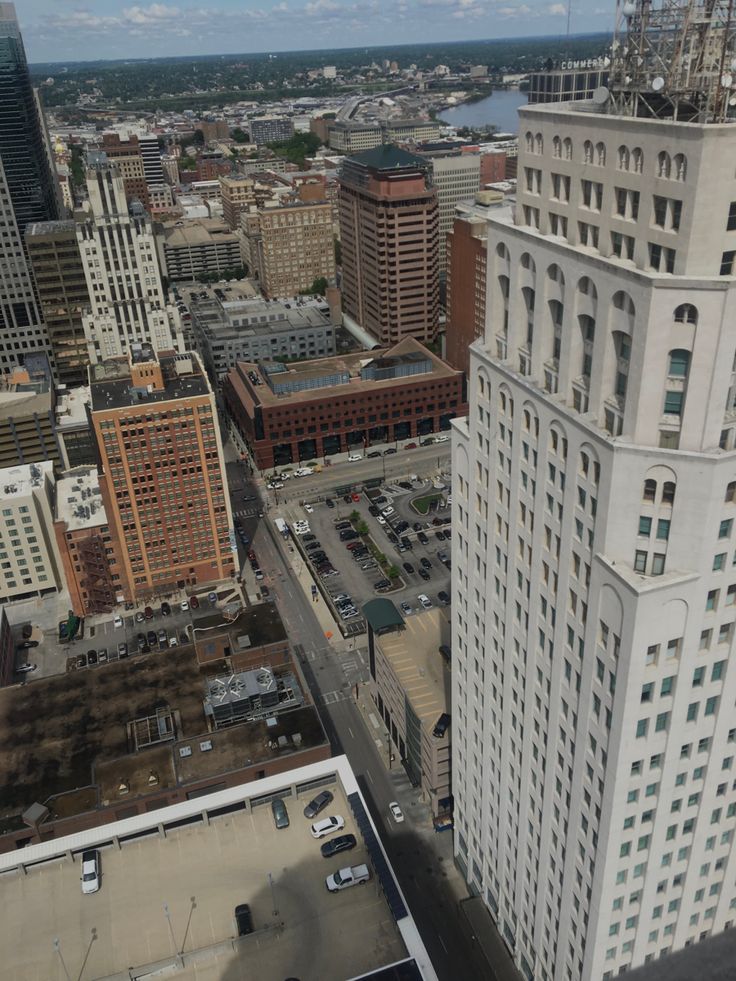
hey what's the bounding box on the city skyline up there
[20,1,613,63]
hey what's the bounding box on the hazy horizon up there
[19,1,614,65]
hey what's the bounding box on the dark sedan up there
[320,833,357,858]
[303,790,333,819]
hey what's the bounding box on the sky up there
[18,1,614,64]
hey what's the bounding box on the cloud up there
[123,4,182,24]
[548,2,567,14]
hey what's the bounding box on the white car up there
[16,663,37,673]
[180,600,189,612]
[347,454,361,462]
[304,503,314,513]
[81,850,100,894]
[434,434,450,443]
[418,594,432,609]
[376,516,386,525]
[311,815,345,839]
[113,614,123,629]
[389,802,404,824]
[381,506,394,517]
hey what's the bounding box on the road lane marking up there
[439,934,448,953]
[348,726,354,738]
[366,769,374,785]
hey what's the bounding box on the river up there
[438,89,528,135]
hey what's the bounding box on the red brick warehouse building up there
[224,337,467,471]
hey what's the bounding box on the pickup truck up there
[325,864,370,892]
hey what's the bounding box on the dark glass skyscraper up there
[0,2,59,373]
[0,2,59,237]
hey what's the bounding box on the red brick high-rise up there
[89,346,235,601]
[339,146,439,346]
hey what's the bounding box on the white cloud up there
[123,4,182,24]
[548,2,567,14]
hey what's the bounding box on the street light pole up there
[267,871,279,916]
[52,938,71,981]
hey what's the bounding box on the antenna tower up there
[608,0,736,121]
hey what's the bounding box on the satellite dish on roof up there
[651,76,665,92]
[592,86,610,106]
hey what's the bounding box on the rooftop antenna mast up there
[608,0,736,121]
[567,0,573,37]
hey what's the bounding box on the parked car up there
[113,614,123,629]
[402,562,415,574]
[320,833,357,858]
[400,537,413,550]
[435,530,446,541]
[81,849,100,894]
[347,454,362,462]
[325,498,335,509]
[311,815,345,839]
[158,628,168,647]
[339,530,359,542]
[208,592,218,605]
[400,601,413,615]
[135,611,145,624]
[335,521,351,530]
[374,578,391,590]
[147,630,157,648]
[234,904,254,936]
[368,505,380,516]
[360,561,377,571]
[189,595,199,609]
[304,790,334,819]
[433,713,451,738]
[87,649,98,665]
[420,557,432,569]
[161,601,171,616]
[389,801,405,823]
[405,442,417,449]
[438,591,451,606]
[180,600,189,612]
[326,864,370,892]
[437,551,449,564]
[418,568,430,581]
[144,606,154,620]
[439,644,452,662]
[418,594,433,609]
[15,663,37,674]
[418,532,429,545]
[272,797,290,829]
[367,450,381,459]
[346,541,364,551]
[168,633,178,647]
[118,642,128,658]
[383,447,397,455]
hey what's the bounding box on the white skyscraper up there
[77,163,182,362]
[451,3,736,980]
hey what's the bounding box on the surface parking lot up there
[0,783,405,981]
[291,478,452,620]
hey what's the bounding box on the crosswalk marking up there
[233,507,258,518]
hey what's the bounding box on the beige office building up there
[241,199,335,298]
[0,461,62,602]
[368,606,451,819]
[220,175,256,230]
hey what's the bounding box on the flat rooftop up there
[54,466,106,530]
[232,336,458,408]
[376,610,449,728]
[0,757,434,981]
[0,631,324,837]
[160,217,239,247]
[55,385,91,429]
[89,352,211,412]
[0,461,52,501]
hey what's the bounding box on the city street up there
[239,475,508,981]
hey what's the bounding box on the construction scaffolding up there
[608,0,736,121]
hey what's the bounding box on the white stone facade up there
[452,101,736,981]
[77,164,182,362]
